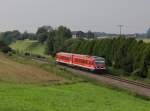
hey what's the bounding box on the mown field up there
[0,53,150,111]
[10,39,46,56]
[0,83,150,111]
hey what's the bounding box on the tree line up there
[63,37,150,79]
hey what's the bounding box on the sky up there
[0,0,149,34]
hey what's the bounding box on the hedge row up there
[64,37,150,78]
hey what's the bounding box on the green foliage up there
[45,26,72,56]
[45,31,55,56]
[86,30,95,39]
[21,31,36,40]
[37,33,48,43]
[56,26,72,40]
[65,37,150,78]
[0,41,12,53]
[0,30,21,45]
[107,67,129,76]
[36,26,53,35]
[36,26,53,43]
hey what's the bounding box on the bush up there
[107,67,129,76]
[0,41,12,53]
[24,52,31,56]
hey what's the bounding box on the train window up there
[86,60,89,64]
[96,58,105,62]
[74,58,79,62]
[81,59,85,64]
[79,59,82,63]
[74,58,89,64]
[60,56,70,60]
[95,61,105,65]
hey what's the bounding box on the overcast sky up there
[0,0,149,34]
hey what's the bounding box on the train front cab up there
[93,57,106,73]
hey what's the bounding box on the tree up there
[54,26,72,53]
[36,26,53,35]
[38,33,48,43]
[10,30,21,40]
[1,32,14,45]
[44,26,72,56]
[21,31,28,40]
[36,26,53,43]
[147,28,150,38]
[0,41,12,53]
[86,31,95,39]
[45,31,55,56]
[0,30,21,45]
[56,26,72,40]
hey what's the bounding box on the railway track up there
[102,74,150,89]
[31,56,150,92]
[55,63,150,90]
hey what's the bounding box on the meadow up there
[143,39,150,43]
[10,39,46,56]
[0,83,150,111]
[136,38,150,43]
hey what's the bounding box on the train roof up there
[57,52,105,60]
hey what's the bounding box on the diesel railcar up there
[56,52,106,71]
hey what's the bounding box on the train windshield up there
[95,58,105,65]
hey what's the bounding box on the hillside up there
[10,39,46,56]
[0,53,64,84]
[0,53,149,110]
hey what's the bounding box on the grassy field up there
[10,39,46,56]
[0,83,150,111]
[137,38,150,43]
[0,53,150,111]
[143,39,150,43]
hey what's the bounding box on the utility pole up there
[117,25,124,35]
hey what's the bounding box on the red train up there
[56,52,106,72]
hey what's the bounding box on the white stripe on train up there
[56,60,98,70]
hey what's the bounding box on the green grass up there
[10,39,46,56]
[0,83,149,111]
[143,39,150,43]
[137,38,150,43]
